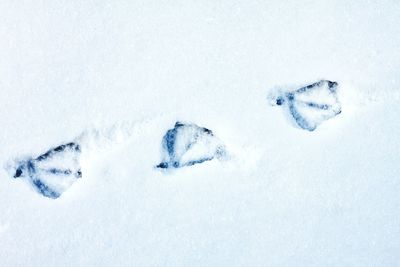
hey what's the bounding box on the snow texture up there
[1,1,400,266]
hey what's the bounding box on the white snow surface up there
[1,1,400,266]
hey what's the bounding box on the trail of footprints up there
[9,80,342,199]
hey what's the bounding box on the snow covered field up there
[1,0,400,266]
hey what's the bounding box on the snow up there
[1,0,400,266]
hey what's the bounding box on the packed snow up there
[1,0,400,266]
